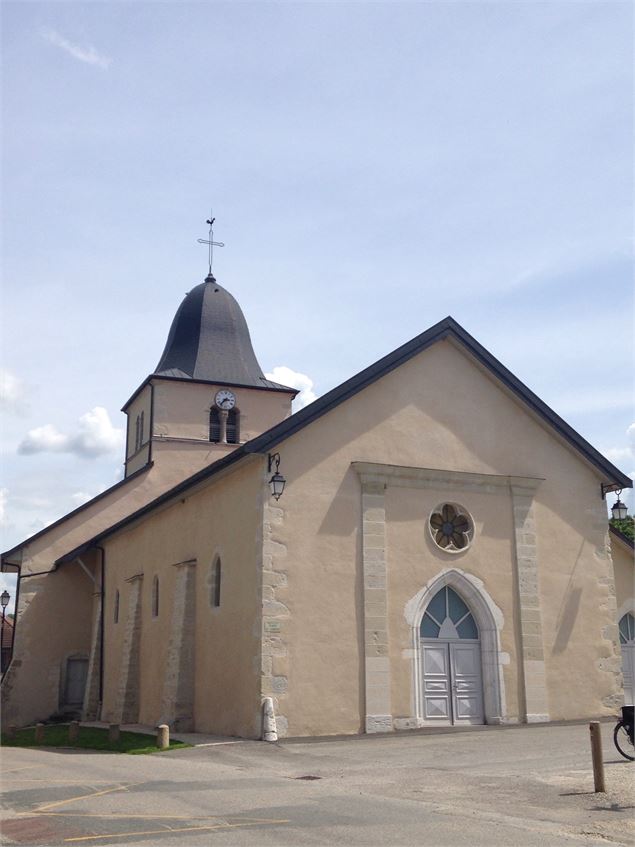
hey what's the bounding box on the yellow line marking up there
[21,813,226,821]
[2,765,40,773]
[24,813,287,822]
[63,819,290,842]
[35,782,145,812]
[10,779,119,785]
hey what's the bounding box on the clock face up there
[215,389,236,410]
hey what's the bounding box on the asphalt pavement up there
[1,721,633,846]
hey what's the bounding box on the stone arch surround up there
[405,568,508,726]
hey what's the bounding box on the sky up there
[1,1,633,610]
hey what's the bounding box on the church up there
[1,258,633,739]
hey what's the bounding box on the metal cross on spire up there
[197,212,225,279]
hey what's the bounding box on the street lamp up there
[267,453,286,501]
[612,491,628,521]
[1,590,10,674]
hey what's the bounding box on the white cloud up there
[70,491,94,507]
[0,370,29,416]
[604,422,635,466]
[18,407,124,459]
[0,488,9,529]
[70,483,108,508]
[266,366,318,410]
[41,28,112,69]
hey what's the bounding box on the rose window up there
[429,503,473,552]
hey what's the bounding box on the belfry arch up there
[406,568,507,726]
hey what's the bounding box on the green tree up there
[610,514,634,541]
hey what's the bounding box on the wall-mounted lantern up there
[268,452,286,501]
[611,490,628,521]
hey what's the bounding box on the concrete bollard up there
[156,724,169,750]
[34,723,45,744]
[108,724,120,744]
[589,721,606,793]
[68,721,80,743]
[262,697,278,742]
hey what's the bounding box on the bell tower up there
[122,269,296,480]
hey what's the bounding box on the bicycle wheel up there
[614,721,635,761]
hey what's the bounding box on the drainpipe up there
[95,546,105,716]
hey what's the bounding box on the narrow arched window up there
[210,558,221,608]
[226,408,240,444]
[134,415,140,451]
[139,410,145,445]
[114,589,119,624]
[152,576,159,618]
[209,407,221,442]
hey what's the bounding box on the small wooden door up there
[64,657,88,707]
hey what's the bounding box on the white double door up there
[622,643,635,705]
[421,640,484,725]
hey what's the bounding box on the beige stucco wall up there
[385,484,521,722]
[1,374,293,729]
[125,384,152,475]
[4,338,625,737]
[101,458,264,738]
[612,532,634,620]
[1,556,97,727]
[262,339,622,736]
[152,378,293,443]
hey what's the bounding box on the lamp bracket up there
[601,483,622,500]
[268,452,281,473]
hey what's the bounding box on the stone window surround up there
[428,502,475,554]
[405,568,507,726]
[353,462,546,733]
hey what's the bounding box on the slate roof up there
[53,316,632,566]
[154,274,290,390]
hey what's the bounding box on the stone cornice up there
[352,462,544,495]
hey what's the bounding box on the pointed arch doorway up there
[420,585,484,725]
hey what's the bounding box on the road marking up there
[23,813,227,821]
[2,765,40,773]
[63,819,290,842]
[10,779,120,785]
[35,782,146,812]
[24,813,287,822]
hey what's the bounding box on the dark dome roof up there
[155,275,282,389]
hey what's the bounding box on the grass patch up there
[1,725,191,754]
